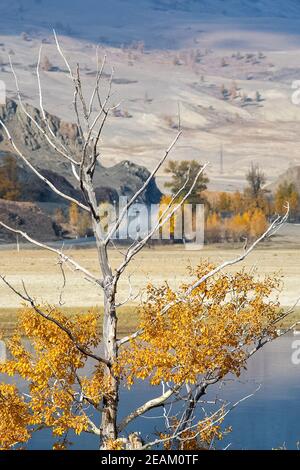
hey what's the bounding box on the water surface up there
[1,333,299,449]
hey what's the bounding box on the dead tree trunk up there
[81,161,120,446]
[100,283,119,446]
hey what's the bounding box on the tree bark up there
[100,280,119,447]
[81,170,120,447]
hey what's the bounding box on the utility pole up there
[220,143,224,175]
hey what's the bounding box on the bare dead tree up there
[0,33,292,449]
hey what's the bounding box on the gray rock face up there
[0,100,162,206]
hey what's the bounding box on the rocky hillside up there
[0,100,162,206]
[0,199,58,242]
[1,0,300,48]
[268,166,300,194]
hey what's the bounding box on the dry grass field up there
[0,241,300,335]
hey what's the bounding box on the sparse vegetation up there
[40,55,54,72]
[0,155,21,200]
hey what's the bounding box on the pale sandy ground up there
[0,243,299,309]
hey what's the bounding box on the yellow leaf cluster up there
[0,307,109,449]
[0,384,31,450]
[116,263,282,387]
[105,438,125,450]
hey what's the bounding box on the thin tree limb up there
[105,131,182,244]
[0,119,89,211]
[0,222,103,287]
[118,206,289,347]
[0,276,109,366]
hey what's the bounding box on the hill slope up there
[1,0,300,48]
[0,100,162,205]
[268,166,300,194]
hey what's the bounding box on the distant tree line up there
[163,160,300,244]
[0,155,299,243]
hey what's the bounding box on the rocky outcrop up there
[0,199,58,242]
[95,160,162,204]
[0,100,162,206]
[0,99,81,151]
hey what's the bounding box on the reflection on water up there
[0,333,300,449]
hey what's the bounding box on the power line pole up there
[220,143,224,175]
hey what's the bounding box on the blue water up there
[1,333,300,450]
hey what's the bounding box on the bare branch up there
[88,50,107,118]
[118,386,178,433]
[0,276,109,366]
[0,221,103,287]
[105,131,182,243]
[9,55,79,167]
[141,386,261,450]
[115,162,209,279]
[0,119,89,211]
[118,206,289,347]
[53,29,74,79]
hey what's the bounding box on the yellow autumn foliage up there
[0,263,283,450]
[116,263,281,387]
[0,384,31,450]
[0,307,110,449]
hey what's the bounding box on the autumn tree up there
[164,160,209,204]
[0,33,291,451]
[40,55,53,72]
[205,207,268,243]
[205,211,222,243]
[68,201,79,227]
[275,182,299,220]
[53,207,65,225]
[69,201,93,237]
[0,154,21,200]
[230,190,246,214]
[249,208,268,238]
[77,211,92,237]
[225,212,250,242]
[224,209,268,242]
[244,163,268,209]
[215,191,232,213]
[159,194,178,240]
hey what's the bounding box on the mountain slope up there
[1,0,300,48]
[268,166,300,194]
[0,100,162,205]
[0,199,58,242]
